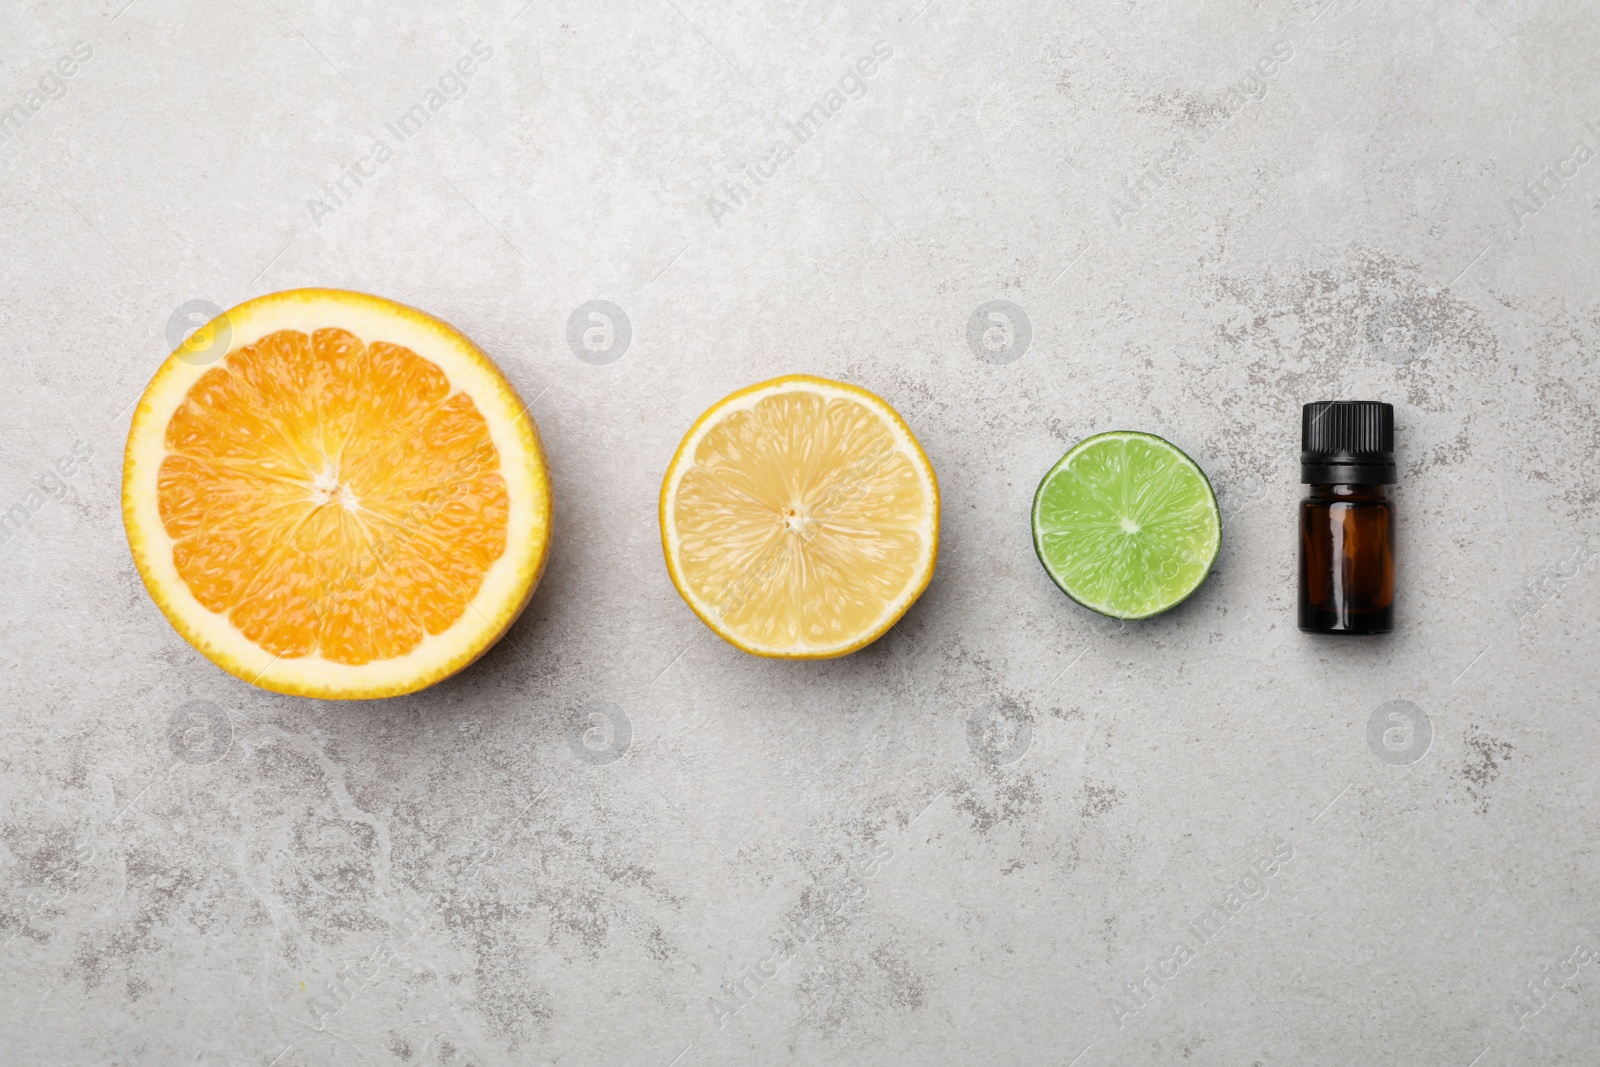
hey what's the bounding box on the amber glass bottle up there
[1299,401,1395,635]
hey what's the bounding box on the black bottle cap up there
[1301,401,1396,484]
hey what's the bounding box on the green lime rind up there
[1031,431,1220,620]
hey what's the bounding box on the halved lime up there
[1031,431,1220,619]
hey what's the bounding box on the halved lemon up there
[660,375,939,658]
[123,289,552,699]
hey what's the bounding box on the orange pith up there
[155,328,508,666]
[663,378,938,657]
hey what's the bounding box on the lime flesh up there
[1031,432,1220,619]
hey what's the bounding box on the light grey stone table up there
[3,1,1597,1064]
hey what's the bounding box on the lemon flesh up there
[660,375,939,658]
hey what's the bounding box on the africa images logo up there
[705,42,895,227]
[1107,42,1292,226]
[1505,117,1600,230]
[1108,840,1295,1029]
[0,41,94,149]
[0,439,94,549]
[307,41,494,226]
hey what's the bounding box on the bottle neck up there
[1306,483,1392,501]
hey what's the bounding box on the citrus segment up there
[1032,431,1219,619]
[124,289,551,699]
[661,376,938,658]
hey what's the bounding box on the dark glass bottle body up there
[1298,483,1393,634]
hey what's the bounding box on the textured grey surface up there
[3,0,1598,1064]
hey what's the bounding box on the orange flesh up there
[671,390,929,648]
[156,328,507,665]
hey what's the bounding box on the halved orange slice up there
[123,289,551,699]
[660,375,939,658]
